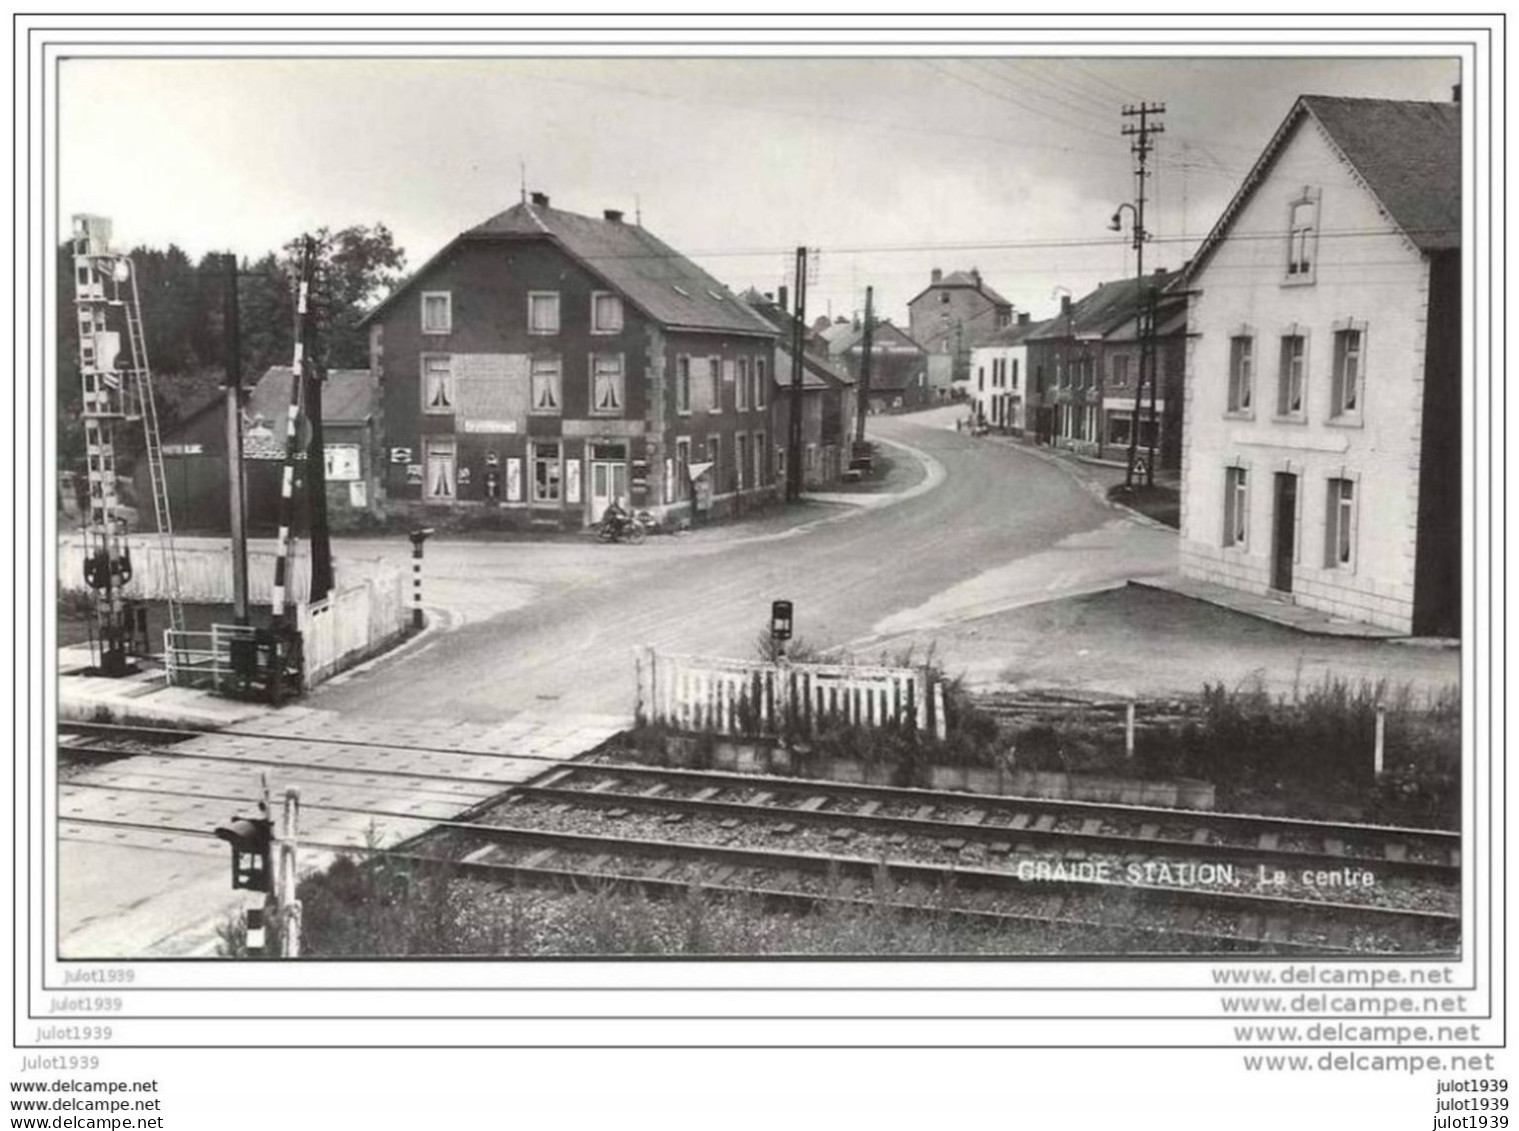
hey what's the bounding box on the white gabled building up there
[968,313,1037,433]
[1178,94,1461,636]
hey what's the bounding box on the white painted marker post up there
[1374,706,1387,778]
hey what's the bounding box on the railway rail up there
[54,725,1463,956]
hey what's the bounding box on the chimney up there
[931,267,943,284]
[1453,83,1462,103]
[971,267,982,284]
[529,191,550,207]
[1060,294,1072,315]
[1018,311,1030,325]
[764,291,774,302]
[603,208,624,223]
[777,284,789,312]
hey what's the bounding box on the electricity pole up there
[1121,101,1164,489]
[786,246,808,502]
[854,285,874,446]
[222,253,249,626]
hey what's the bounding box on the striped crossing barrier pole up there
[411,542,423,629]
[244,905,265,957]
[271,237,316,623]
[408,527,433,631]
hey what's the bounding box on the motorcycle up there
[595,507,648,544]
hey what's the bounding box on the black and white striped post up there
[409,527,434,631]
[271,236,317,624]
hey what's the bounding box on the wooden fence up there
[636,648,947,739]
[297,570,407,687]
[56,535,392,605]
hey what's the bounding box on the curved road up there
[313,411,1175,721]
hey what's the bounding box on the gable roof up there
[825,320,928,357]
[366,200,776,338]
[775,344,855,390]
[1027,272,1181,341]
[906,269,1013,309]
[1186,95,1461,282]
[973,317,1044,350]
[248,367,375,426]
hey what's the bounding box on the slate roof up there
[974,318,1044,349]
[1186,95,1461,281]
[774,344,854,390]
[240,367,375,459]
[907,269,1013,309]
[1027,272,1181,341]
[823,320,927,357]
[1302,96,1460,251]
[366,200,776,337]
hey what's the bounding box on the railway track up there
[53,725,1463,956]
[523,760,1460,882]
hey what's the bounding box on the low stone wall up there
[658,733,1215,809]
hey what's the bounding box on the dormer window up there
[1285,189,1320,283]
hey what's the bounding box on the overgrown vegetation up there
[237,852,1169,958]
[637,622,1460,827]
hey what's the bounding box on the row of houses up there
[142,91,1460,639]
[963,92,1461,638]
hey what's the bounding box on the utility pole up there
[222,254,249,626]
[1144,286,1160,486]
[1121,101,1164,489]
[304,244,333,604]
[786,246,808,502]
[854,285,874,446]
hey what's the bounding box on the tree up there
[240,224,407,377]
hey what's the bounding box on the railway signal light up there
[214,816,273,893]
[771,600,793,642]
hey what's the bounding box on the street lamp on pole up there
[1109,202,1152,487]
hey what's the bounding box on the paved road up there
[312,409,1176,722]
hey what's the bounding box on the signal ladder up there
[72,215,182,673]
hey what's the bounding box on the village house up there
[1024,271,1185,465]
[742,290,857,490]
[825,318,932,413]
[907,267,1014,394]
[1177,94,1461,636]
[967,312,1037,433]
[141,366,379,534]
[361,193,778,528]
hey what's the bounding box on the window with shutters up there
[708,357,723,414]
[754,357,767,409]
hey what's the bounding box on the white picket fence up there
[60,535,409,691]
[297,571,407,687]
[635,647,947,739]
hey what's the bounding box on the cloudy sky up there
[60,54,1459,326]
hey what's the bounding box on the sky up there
[59,54,1459,328]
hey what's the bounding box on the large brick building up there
[362,193,778,527]
[1178,95,1461,636]
[907,267,1013,389]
